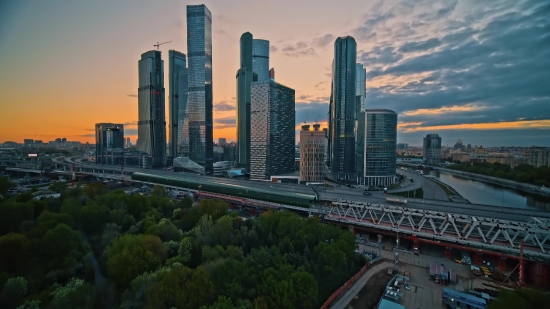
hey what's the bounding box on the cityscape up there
[1,1,550,309]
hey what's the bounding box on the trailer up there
[430,262,439,278]
[386,197,408,205]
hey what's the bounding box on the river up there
[423,170,550,211]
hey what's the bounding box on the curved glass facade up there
[423,133,442,165]
[252,39,270,82]
[168,50,188,158]
[362,109,397,187]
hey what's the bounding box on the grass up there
[429,179,456,196]
[388,183,402,190]
[393,188,424,199]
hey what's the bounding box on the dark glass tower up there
[187,4,213,174]
[138,50,166,168]
[168,50,188,159]
[236,32,255,170]
[95,123,124,165]
[250,80,295,180]
[329,36,357,182]
[355,63,367,184]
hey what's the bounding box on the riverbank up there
[424,175,470,204]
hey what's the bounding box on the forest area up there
[448,162,550,187]
[0,177,365,309]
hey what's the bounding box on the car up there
[363,191,372,196]
[404,283,411,290]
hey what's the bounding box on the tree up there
[48,278,96,309]
[0,233,30,275]
[488,288,550,309]
[1,277,27,309]
[199,199,228,221]
[78,203,109,235]
[83,182,108,200]
[0,202,34,234]
[49,181,68,194]
[42,224,87,270]
[145,266,214,309]
[0,176,16,199]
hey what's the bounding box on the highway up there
[57,156,550,222]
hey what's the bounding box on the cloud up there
[312,34,334,47]
[281,41,317,57]
[214,101,236,111]
[127,94,138,98]
[398,38,441,53]
[215,117,236,125]
[123,121,138,128]
[270,45,278,52]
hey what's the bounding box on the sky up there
[0,0,549,147]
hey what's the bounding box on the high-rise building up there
[355,63,367,184]
[168,50,188,159]
[23,139,34,147]
[361,109,397,187]
[138,50,166,168]
[269,68,275,80]
[95,123,124,165]
[126,137,131,148]
[236,32,255,170]
[328,36,357,182]
[397,143,409,149]
[300,124,325,183]
[250,80,295,180]
[252,39,270,81]
[423,133,442,165]
[187,4,213,175]
[218,138,227,146]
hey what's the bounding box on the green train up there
[131,172,316,208]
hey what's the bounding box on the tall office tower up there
[423,133,442,165]
[187,4,213,175]
[361,109,397,187]
[126,137,131,147]
[300,124,325,183]
[95,123,124,165]
[168,50,188,159]
[138,50,166,168]
[355,63,367,184]
[252,39,270,81]
[218,138,227,146]
[269,68,275,80]
[250,80,295,180]
[328,36,357,182]
[236,32,255,170]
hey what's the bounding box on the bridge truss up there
[326,199,550,260]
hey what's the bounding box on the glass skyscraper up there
[362,109,397,187]
[236,32,255,170]
[355,63,367,184]
[250,80,295,180]
[252,39,270,81]
[423,133,442,165]
[329,36,357,182]
[95,123,124,165]
[138,50,166,168]
[168,50,188,159]
[187,4,213,174]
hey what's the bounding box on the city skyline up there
[1,0,550,147]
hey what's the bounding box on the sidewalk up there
[330,261,393,309]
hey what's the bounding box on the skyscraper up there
[168,50,188,159]
[361,109,397,187]
[355,63,367,184]
[138,50,166,168]
[300,124,325,183]
[236,32,255,170]
[95,123,124,165]
[187,4,213,175]
[252,39,270,81]
[250,80,295,180]
[328,36,357,182]
[423,133,442,165]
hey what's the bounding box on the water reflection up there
[423,170,550,211]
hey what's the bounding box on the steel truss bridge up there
[326,199,550,260]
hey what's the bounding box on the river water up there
[423,170,550,211]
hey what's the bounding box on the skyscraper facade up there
[187,4,213,174]
[300,124,325,183]
[236,32,255,170]
[423,133,442,165]
[361,109,397,187]
[138,50,166,168]
[252,39,270,81]
[95,123,124,165]
[355,63,367,184]
[250,80,295,180]
[168,50,188,159]
[329,36,357,182]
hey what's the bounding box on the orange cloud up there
[398,119,550,133]
[402,104,487,116]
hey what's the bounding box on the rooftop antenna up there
[315,113,320,123]
[153,41,172,51]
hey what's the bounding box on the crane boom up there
[153,41,172,51]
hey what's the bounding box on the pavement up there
[329,261,393,309]
[389,169,449,201]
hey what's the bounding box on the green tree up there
[59,198,81,219]
[0,202,34,234]
[145,266,214,309]
[127,194,151,220]
[0,176,16,198]
[199,199,228,221]
[49,181,68,194]
[42,224,87,270]
[488,288,550,309]
[83,182,108,200]
[48,278,96,309]
[36,211,73,231]
[78,203,109,235]
[0,233,30,275]
[0,276,27,309]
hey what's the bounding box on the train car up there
[131,172,316,208]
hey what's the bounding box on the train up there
[130,172,317,208]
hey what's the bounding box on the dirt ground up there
[346,268,393,309]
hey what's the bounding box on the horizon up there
[1,0,549,147]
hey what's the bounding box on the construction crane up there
[153,41,172,51]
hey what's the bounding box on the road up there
[390,169,449,201]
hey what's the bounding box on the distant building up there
[355,63,367,184]
[95,123,124,165]
[137,50,166,168]
[187,4,213,174]
[423,133,442,165]
[213,161,231,177]
[300,124,325,183]
[474,146,488,154]
[360,109,397,187]
[452,153,471,163]
[397,143,408,150]
[126,137,131,148]
[23,139,34,147]
[453,138,465,151]
[329,36,357,182]
[526,148,550,167]
[218,138,227,146]
[250,80,295,180]
[168,49,188,159]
